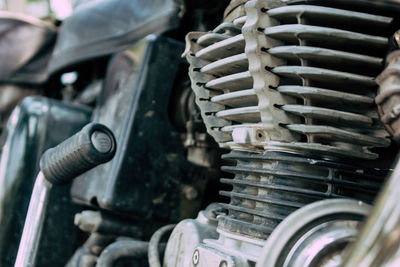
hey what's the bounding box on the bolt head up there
[183,185,199,200]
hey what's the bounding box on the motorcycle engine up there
[164,0,400,266]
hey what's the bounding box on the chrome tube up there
[342,156,400,266]
[14,172,52,267]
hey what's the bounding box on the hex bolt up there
[193,249,200,265]
[183,185,199,200]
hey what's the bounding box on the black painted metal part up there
[40,123,117,185]
[71,35,205,223]
[0,96,91,267]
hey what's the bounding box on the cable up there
[148,224,175,267]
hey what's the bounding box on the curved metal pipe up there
[342,156,400,266]
[14,172,52,267]
[148,224,175,267]
[66,233,115,267]
[96,240,148,267]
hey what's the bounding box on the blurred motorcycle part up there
[377,49,400,142]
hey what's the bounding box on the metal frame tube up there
[14,172,52,267]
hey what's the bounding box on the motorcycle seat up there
[48,0,181,74]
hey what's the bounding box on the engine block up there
[169,0,399,266]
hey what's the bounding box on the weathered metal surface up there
[267,5,392,27]
[196,34,245,61]
[376,50,400,142]
[212,89,257,107]
[276,85,374,106]
[205,71,252,91]
[201,53,248,76]
[183,1,394,263]
[243,0,389,158]
[280,105,373,126]
[218,150,386,240]
[71,36,208,223]
[264,24,388,49]
[268,46,382,69]
[163,208,219,267]
[185,0,392,156]
[216,106,260,123]
[214,22,242,35]
[197,33,230,46]
[185,32,233,145]
[272,66,377,87]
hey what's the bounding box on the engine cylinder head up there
[182,0,399,265]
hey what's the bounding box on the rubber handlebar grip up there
[40,123,116,185]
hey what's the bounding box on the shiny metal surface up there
[14,172,52,267]
[284,221,359,267]
[342,157,400,267]
[0,97,91,267]
[0,106,20,223]
[181,0,394,266]
[257,199,371,267]
[163,207,219,267]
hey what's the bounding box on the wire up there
[148,224,176,267]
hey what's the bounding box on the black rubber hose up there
[148,224,175,267]
[96,240,148,267]
[66,233,116,267]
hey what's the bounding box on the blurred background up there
[0,0,74,19]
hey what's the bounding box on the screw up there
[193,249,200,265]
[219,261,228,267]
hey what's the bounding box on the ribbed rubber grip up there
[40,123,116,185]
